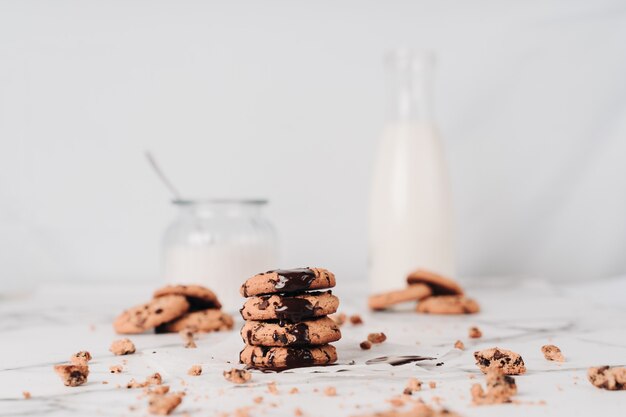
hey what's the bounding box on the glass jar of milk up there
[162,199,278,312]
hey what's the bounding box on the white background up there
[1,0,625,290]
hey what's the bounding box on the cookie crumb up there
[146,385,170,395]
[468,326,482,339]
[454,340,465,350]
[179,329,197,349]
[330,313,347,326]
[223,368,251,384]
[187,365,202,376]
[253,396,263,404]
[428,381,437,389]
[324,386,337,396]
[403,378,422,395]
[471,368,517,405]
[148,392,183,415]
[127,373,162,389]
[474,347,526,375]
[54,364,89,387]
[541,344,564,362]
[22,391,31,399]
[349,315,363,325]
[367,332,387,344]
[110,338,136,356]
[359,340,372,350]
[234,407,251,417]
[587,366,626,390]
[109,365,123,374]
[290,387,299,394]
[294,408,304,416]
[267,381,279,394]
[70,351,92,365]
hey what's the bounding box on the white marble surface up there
[1,278,626,417]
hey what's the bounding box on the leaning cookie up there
[239,344,337,369]
[368,284,433,311]
[241,317,341,347]
[240,268,335,297]
[406,269,464,296]
[240,291,339,322]
[156,309,234,333]
[154,284,221,310]
[416,295,480,315]
[113,295,189,334]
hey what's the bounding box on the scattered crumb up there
[290,387,299,394]
[349,315,363,325]
[70,351,92,365]
[324,386,337,396]
[146,385,170,395]
[541,344,565,362]
[109,365,123,374]
[359,340,372,350]
[403,378,422,395]
[22,391,31,399]
[179,329,197,349]
[429,381,437,389]
[330,313,347,326]
[356,401,460,417]
[54,364,89,387]
[388,396,405,407]
[102,381,108,384]
[127,373,163,389]
[468,326,482,339]
[587,366,626,390]
[471,368,517,405]
[454,340,465,350]
[234,407,251,417]
[223,368,251,384]
[253,396,263,404]
[110,339,136,356]
[267,382,279,394]
[187,365,202,376]
[367,332,387,344]
[294,408,304,416]
[148,393,183,415]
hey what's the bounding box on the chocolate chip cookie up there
[587,366,626,390]
[239,344,337,369]
[153,284,221,310]
[113,295,189,334]
[241,317,341,347]
[416,295,480,315]
[240,290,339,322]
[240,268,335,297]
[368,284,433,310]
[474,347,526,375]
[406,269,464,296]
[156,309,234,333]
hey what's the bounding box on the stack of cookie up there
[113,284,234,334]
[368,269,480,314]
[239,268,341,370]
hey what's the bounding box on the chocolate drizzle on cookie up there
[275,297,316,324]
[268,268,317,293]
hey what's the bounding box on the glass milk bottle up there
[368,49,455,293]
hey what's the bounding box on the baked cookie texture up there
[406,269,464,296]
[368,284,432,311]
[240,267,335,297]
[239,344,337,369]
[240,291,339,322]
[239,267,340,369]
[241,317,341,347]
[113,295,190,334]
[113,284,233,335]
[474,347,526,375]
[588,366,626,390]
[154,284,221,310]
[416,295,480,315]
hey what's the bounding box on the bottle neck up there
[385,50,435,124]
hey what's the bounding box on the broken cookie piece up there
[54,364,89,387]
[471,368,517,405]
[587,366,626,391]
[468,326,482,339]
[148,392,183,415]
[541,344,564,362]
[403,378,422,395]
[179,329,197,349]
[360,340,372,350]
[474,347,526,375]
[367,332,387,344]
[109,365,123,373]
[70,351,92,365]
[223,368,251,384]
[454,340,464,350]
[187,365,202,376]
[110,338,136,355]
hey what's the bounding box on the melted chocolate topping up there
[285,347,314,368]
[269,268,316,293]
[275,297,316,324]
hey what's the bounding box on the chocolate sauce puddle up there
[269,268,316,293]
[366,355,437,366]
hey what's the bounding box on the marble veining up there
[1,279,625,416]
